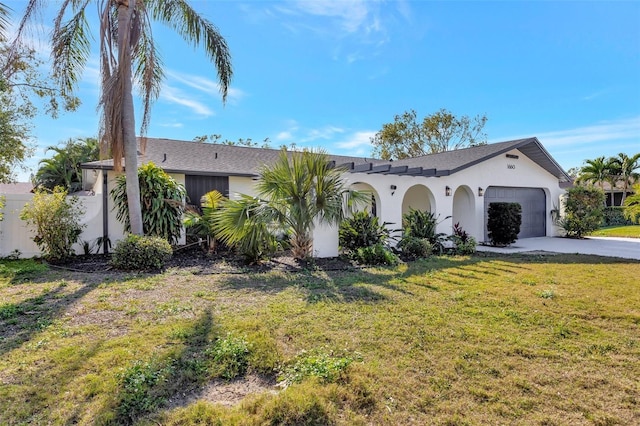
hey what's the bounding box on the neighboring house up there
[77,136,570,257]
[0,182,34,194]
[600,180,637,207]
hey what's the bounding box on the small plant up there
[539,289,555,299]
[111,162,186,244]
[351,243,398,266]
[183,190,227,252]
[402,209,449,253]
[111,234,173,271]
[339,211,392,252]
[117,359,173,423]
[448,222,477,255]
[205,334,251,380]
[397,236,432,260]
[20,187,86,262]
[487,202,522,246]
[557,186,605,238]
[278,348,360,387]
[0,195,4,221]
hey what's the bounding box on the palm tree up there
[35,137,100,192]
[13,0,232,235]
[611,153,640,206]
[577,156,617,205]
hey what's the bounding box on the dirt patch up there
[47,246,359,275]
[167,374,279,408]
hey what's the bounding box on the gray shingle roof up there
[80,136,570,182]
[81,138,384,176]
[0,182,34,194]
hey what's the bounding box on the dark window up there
[185,175,229,208]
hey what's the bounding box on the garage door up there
[484,187,546,240]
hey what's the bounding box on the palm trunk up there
[117,1,143,235]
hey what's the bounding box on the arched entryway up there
[402,184,435,216]
[452,185,476,236]
[349,182,380,217]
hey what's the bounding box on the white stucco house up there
[75,136,570,258]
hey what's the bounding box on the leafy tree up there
[14,0,232,236]
[623,184,640,224]
[193,134,271,148]
[370,108,488,160]
[34,137,100,192]
[557,186,605,238]
[111,162,186,245]
[610,152,640,206]
[20,186,86,261]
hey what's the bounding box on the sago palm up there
[13,0,232,235]
[256,149,364,260]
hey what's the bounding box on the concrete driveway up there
[476,236,640,260]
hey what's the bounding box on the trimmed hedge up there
[487,202,522,246]
[111,234,173,271]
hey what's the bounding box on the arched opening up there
[452,185,476,236]
[349,182,380,217]
[402,184,435,216]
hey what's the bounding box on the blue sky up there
[14,0,640,181]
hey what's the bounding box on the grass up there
[590,225,640,238]
[1,254,639,425]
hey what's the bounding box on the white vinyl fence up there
[0,194,108,259]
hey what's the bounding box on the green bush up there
[397,236,432,260]
[351,243,398,266]
[20,187,86,262]
[205,334,251,380]
[111,234,173,271]
[449,222,477,254]
[558,186,605,238]
[402,209,448,253]
[111,162,186,244]
[339,211,391,252]
[623,184,640,224]
[487,202,522,246]
[602,207,632,226]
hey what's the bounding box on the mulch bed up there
[47,245,360,274]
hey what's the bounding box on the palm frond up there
[147,0,232,102]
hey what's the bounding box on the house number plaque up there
[507,164,516,169]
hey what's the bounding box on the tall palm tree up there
[577,156,617,205]
[13,0,232,235]
[611,152,640,206]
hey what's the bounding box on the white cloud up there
[166,70,245,104]
[302,125,345,142]
[160,85,214,117]
[533,116,640,147]
[334,131,375,150]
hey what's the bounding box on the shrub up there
[351,243,398,266]
[449,222,477,255]
[402,209,448,253]
[111,162,186,244]
[339,211,391,252]
[623,184,640,224]
[205,334,251,380]
[20,187,86,262]
[0,195,4,221]
[183,190,227,252]
[111,234,173,271]
[487,202,522,246]
[278,348,360,387]
[601,207,633,227]
[117,359,174,423]
[558,186,605,238]
[397,236,432,260]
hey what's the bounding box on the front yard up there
[1,253,638,425]
[590,225,640,238]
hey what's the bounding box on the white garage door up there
[484,187,546,239]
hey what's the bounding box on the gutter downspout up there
[103,170,109,254]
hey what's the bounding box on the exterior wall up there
[344,148,566,243]
[228,176,257,199]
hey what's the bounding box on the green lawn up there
[1,254,639,425]
[590,225,640,238]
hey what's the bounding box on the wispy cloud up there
[274,121,345,144]
[166,70,245,104]
[582,89,610,101]
[533,116,640,147]
[333,130,376,156]
[160,85,214,117]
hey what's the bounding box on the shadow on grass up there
[0,278,102,357]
